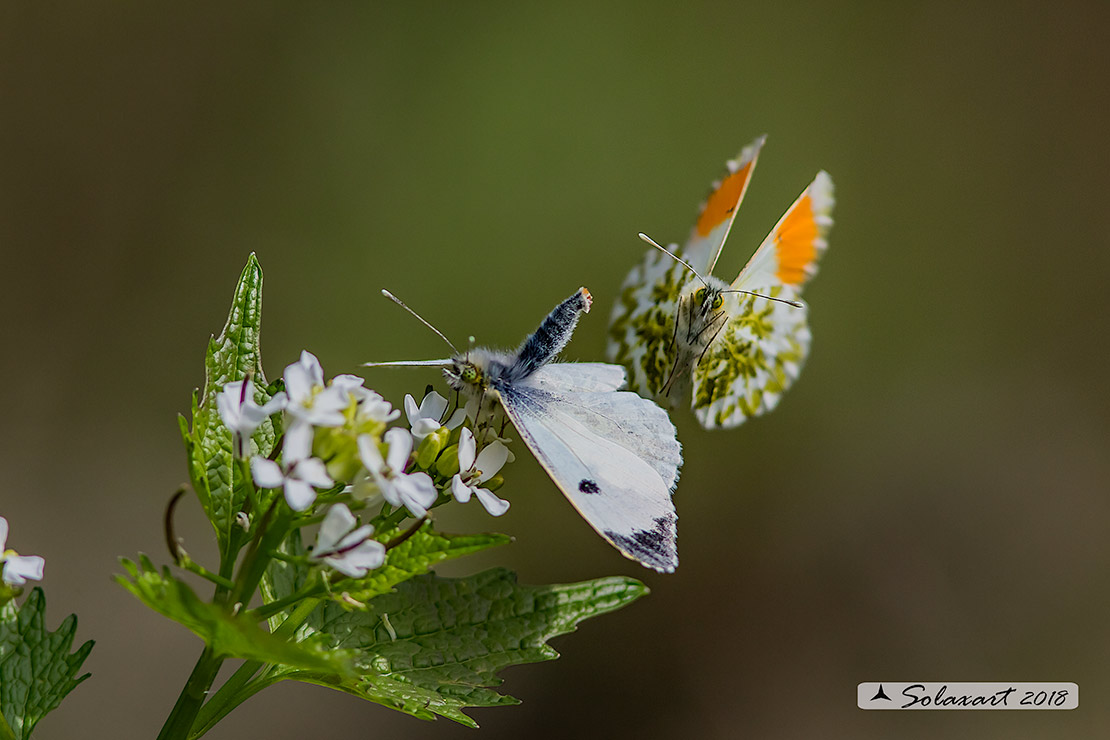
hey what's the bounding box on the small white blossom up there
[450,427,510,516]
[356,389,401,425]
[0,517,45,586]
[283,351,351,428]
[404,391,466,442]
[310,504,385,578]
[357,428,437,518]
[250,427,334,512]
[474,425,516,464]
[216,378,288,458]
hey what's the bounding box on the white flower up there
[216,378,288,458]
[250,427,335,512]
[474,425,516,464]
[356,389,401,425]
[450,428,510,516]
[0,517,45,586]
[404,391,466,442]
[310,504,385,578]
[283,351,351,428]
[357,428,438,518]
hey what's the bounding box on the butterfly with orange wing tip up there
[608,136,834,429]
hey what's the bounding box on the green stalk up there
[155,647,225,740]
[188,597,322,739]
[0,710,16,740]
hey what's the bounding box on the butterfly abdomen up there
[506,288,592,382]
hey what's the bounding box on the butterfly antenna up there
[639,232,710,288]
[381,289,459,353]
[720,289,804,309]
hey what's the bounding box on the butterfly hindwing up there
[690,288,811,429]
[607,253,685,403]
[496,371,680,573]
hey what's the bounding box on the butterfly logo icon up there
[608,136,834,429]
[368,288,683,572]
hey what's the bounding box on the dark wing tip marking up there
[578,479,600,494]
[605,515,678,573]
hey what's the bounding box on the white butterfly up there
[367,287,683,573]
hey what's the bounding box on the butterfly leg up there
[695,319,728,367]
[660,353,683,397]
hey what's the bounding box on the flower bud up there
[483,473,504,492]
[415,427,449,469]
[435,444,461,478]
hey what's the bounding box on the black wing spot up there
[578,479,600,494]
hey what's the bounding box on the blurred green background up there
[3,2,1109,737]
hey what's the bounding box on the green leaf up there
[189,255,276,558]
[269,568,647,727]
[343,524,512,606]
[0,589,93,740]
[115,556,351,677]
[261,524,510,632]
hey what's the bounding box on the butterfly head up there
[444,357,483,392]
[444,348,509,394]
[693,285,724,312]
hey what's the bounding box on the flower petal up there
[418,391,449,421]
[451,474,473,503]
[283,479,317,512]
[403,394,421,426]
[299,350,325,386]
[357,434,385,473]
[384,427,413,470]
[334,524,375,552]
[3,555,45,585]
[284,358,314,403]
[257,391,288,416]
[250,457,285,489]
[346,539,386,571]
[294,457,334,488]
[395,473,436,517]
[283,422,315,463]
[0,516,8,552]
[410,418,441,441]
[315,504,356,553]
[216,383,244,429]
[457,427,477,472]
[475,487,510,517]
[474,440,509,482]
[444,407,468,430]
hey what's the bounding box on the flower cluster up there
[215,350,512,583]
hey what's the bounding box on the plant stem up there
[189,597,323,739]
[156,647,225,740]
[0,710,16,740]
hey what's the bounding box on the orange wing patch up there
[772,193,819,285]
[695,160,755,237]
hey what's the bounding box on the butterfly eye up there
[711,294,723,310]
[460,365,478,384]
[695,288,707,303]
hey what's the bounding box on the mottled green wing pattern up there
[691,288,810,429]
[606,248,685,403]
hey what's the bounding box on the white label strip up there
[858,682,1078,710]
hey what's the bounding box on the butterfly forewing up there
[528,364,682,488]
[495,375,680,573]
[733,170,834,294]
[681,135,766,276]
